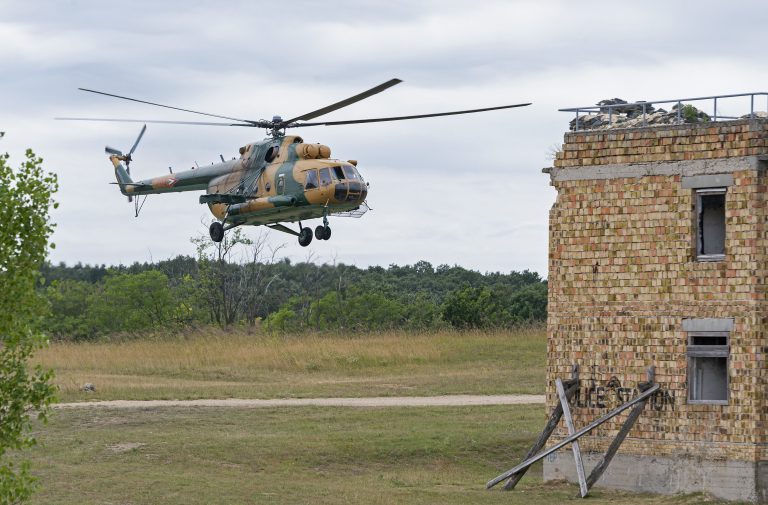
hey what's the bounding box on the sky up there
[3,0,768,276]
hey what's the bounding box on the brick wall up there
[546,119,768,462]
[554,120,768,168]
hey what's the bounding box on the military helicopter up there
[58,79,530,246]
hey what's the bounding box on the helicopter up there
[58,79,531,246]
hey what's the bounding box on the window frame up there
[687,330,729,405]
[695,187,727,262]
[304,169,319,190]
[318,167,332,187]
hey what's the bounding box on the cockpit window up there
[342,165,359,180]
[305,169,319,189]
[319,167,332,186]
[332,166,345,180]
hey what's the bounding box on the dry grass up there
[37,328,546,402]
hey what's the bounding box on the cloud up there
[3,0,768,275]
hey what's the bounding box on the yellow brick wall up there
[555,120,768,168]
[547,120,768,462]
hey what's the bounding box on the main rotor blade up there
[293,102,532,127]
[55,117,262,127]
[128,124,147,156]
[105,146,123,156]
[78,88,258,124]
[279,78,403,125]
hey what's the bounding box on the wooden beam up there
[584,384,654,490]
[486,384,660,489]
[556,378,588,497]
[502,379,578,490]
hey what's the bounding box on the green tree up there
[507,282,547,323]
[42,279,95,341]
[0,149,57,503]
[89,270,174,333]
[442,286,504,329]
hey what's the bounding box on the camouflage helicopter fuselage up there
[110,134,367,242]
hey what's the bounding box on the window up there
[304,170,318,189]
[687,332,729,404]
[332,166,345,180]
[318,167,332,186]
[696,188,726,260]
[342,165,359,180]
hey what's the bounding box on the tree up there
[192,230,283,328]
[441,286,510,329]
[42,279,95,341]
[0,149,57,503]
[89,270,174,333]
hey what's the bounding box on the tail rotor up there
[105,124,147,202]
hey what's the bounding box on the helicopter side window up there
[318,167,332,186]
[305,169,319,189]
[332,166,345,180]
[342,165,359,180]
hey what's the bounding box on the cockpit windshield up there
[342,165,360,180]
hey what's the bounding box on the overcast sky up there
[3,0,768,276]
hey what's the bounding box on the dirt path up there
[54,394,545,409]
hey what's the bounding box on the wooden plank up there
[556,378,588,497]
[502,379,578,490]
[486,384,660,489]
[585,394,650,489]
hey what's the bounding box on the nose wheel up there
[209,221,224,243]
[315,225,331,241]
[260,221,333,247]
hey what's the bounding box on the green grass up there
[24,330,736,504]
[25,405,726,505]
[38,329,546,402]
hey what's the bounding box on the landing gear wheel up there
[209,222,224,243]
[298,227,313,247]
[323,226,331,240]
[315,225,326,240]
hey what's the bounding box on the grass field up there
[25,405,726,505]
[26,329,735,504]
[37,328,546,402]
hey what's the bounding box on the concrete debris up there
[598,98,656,117]
[740,111,768,119]
[569,99,722,131]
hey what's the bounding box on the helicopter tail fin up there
[109,156,134,195]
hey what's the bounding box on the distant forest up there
[38,232,546,340]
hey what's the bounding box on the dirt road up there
[55,394,545,409]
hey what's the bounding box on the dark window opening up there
[692,335,727,346]
[696,189,726,259]
[332,166,345,180]
[687,332,729,404]
[319,167,332,186]
[305,170,318,190]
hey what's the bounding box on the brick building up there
[543,119,767,502]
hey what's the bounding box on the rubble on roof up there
[569,99,713,131]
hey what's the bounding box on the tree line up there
[39,232,547,340]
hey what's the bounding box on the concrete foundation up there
[544,451,765,503]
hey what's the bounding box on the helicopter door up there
[276,173,285,195]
